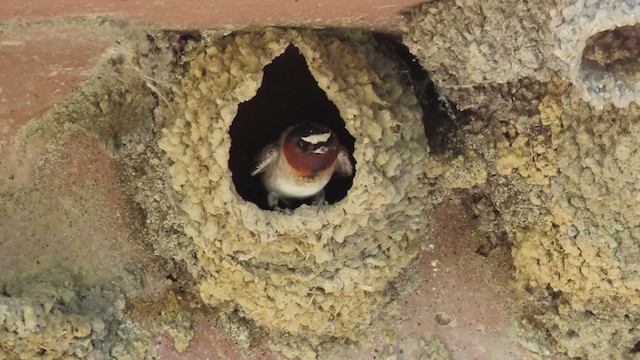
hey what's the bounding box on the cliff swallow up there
[251,123,353,209]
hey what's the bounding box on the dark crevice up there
[372,32,467,155]
[229,44,355,210]
[583,24,640,68]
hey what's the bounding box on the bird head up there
[282,123,340,176]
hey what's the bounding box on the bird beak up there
[313,146,329,154]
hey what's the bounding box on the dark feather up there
[334,146,353,177]
[251,142,279,176]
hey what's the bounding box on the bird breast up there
[263,155,334,199]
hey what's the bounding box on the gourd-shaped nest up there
[159,28,429,340]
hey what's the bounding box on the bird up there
[251,122,353,209]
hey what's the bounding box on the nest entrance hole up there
[229,44,356,210]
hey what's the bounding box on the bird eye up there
[297,140,306,148]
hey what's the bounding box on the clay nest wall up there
[403,0,640,358]
[158,28,432,352]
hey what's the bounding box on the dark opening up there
[581,24,640,99]
[583,24,640,69]
[229,44,356,210]
[372,33,468,155]
[631,340,640,354]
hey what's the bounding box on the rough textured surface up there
[3,2,640,359]
[402,0,640,108]
[403,1,640,358]
[0,268,152,359]
[513,80,640,359]
[552,1,640,109]
[0,21,201,358]
[158,28,430,352]
[515,80,640,308]
[402,0,554,90]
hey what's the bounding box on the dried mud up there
[0,269,153,360]
[1,2,639,359]
[404,1,640,358]
[0,19,200,359]
[157,28,433,354]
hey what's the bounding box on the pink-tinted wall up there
[0,0,423,28]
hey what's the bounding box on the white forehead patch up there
[301,132,331,144]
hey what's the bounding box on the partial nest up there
[554,1,640,108]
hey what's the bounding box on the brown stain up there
[0,134,130,280]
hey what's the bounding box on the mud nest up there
[158,28,429,342]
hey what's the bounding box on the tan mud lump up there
[159,28,429,341]
[0,268,152,359]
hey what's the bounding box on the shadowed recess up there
[580,23,640,98]
[229,44,356,210]
[583,24,640,69]
[372,33,465,155]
